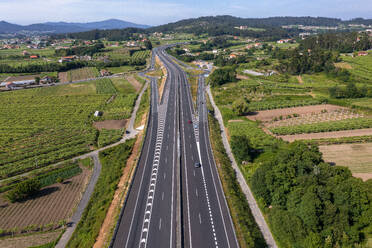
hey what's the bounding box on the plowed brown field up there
[0,168,91,230]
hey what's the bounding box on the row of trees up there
[54,28,143,41]
[0,57,146,73]
[250,141,372,248]
[55,43,105,57]
[300,32,372,53]
[329,82,372,98]
[208,66,237,86]
[273,48,338,75]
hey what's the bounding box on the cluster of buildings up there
[0,75,53,90]
[276,39,294,44]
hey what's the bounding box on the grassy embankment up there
[206,99,266,248]
[67,139,135,248]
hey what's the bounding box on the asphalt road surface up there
[110,46,238,248]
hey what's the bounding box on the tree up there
[144,40,153,50]
[6,179,41,203]
[232,97,250,116]
[209,66,237,86]
[230,135,254,163]
[34,76,40,84]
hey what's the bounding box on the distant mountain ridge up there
[0,19,150,34]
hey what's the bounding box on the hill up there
[0,19,150,34]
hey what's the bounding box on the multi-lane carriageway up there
[110,46,239,248]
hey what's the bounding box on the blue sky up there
[1,0,372,25]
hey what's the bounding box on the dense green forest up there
[250,141,372,248]
[0,57,145,73]
[55,43,104,56]
[300,32,372,53]
[53,27,143,41]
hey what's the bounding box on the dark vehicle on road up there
[194,162,201,168]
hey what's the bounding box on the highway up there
[110,46,238,248]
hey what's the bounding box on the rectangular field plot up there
[0,78,136,179]
[0,168,90,230]
[319,143,372,181]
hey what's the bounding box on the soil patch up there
[237,74,249,80]
[5,75,39,82]
[266,109,362,128]
[0,168,91,230]
[126,75,142,92]
[278,128,372,142]
[0,230,62,248]
[228,119,243,122]
[319,143,372,174]
[352,173,372,181]
[93,120,127,130]
[58,72,69,83]
[335,62,352,69]
[247,104,347,122]
[297,75,303,84]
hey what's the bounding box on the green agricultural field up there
[132,50,150,60]
[0,79,137,180]
[107,65,137,74]
[342,54,372,83]
[111,77,138,94]
[270,117,372,135]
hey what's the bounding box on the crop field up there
[270,117,372,135]
[342,54,372,83]
[278,129,372,142]
[132,50,150,60]
[107,65,137,74]
[0,166,90,230]
[0,79,137,179]
[103,47,131,60]
[95,78,117,94]
[58,67,99,83]
[123,75,143,92]
[319,143,372,181]
[247,104,347,122]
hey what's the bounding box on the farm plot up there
[270,117,372,135]
[247,104,347,122]
[319,143,372,181]
[0,89,106,179]
[267,109,362,128]
[0,78,136,180]
[58,67,99,83]
[0,167,91,230]
[278,129,372,142]
[132,50,150,60]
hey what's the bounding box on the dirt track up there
[278,128,372,142]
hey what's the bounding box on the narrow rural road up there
[206,85,278,248]
[55,153,102,248]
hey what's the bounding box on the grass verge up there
[135,86,150,128]
[66,139,135,248]
[207,112,266,248]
